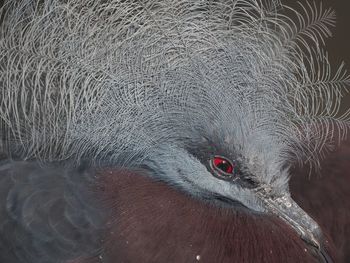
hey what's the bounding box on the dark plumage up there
[95,170,332,263]
[0,163,336,262]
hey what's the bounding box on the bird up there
[0,0,349,262]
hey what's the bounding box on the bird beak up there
[256,190,334,262]
[257,192,322,249]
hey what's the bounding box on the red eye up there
[211,156,235,176]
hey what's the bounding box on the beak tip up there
[260,193,333,261]
[300,224,323,248]
[301,229,335,263]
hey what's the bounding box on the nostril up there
[243,177,259,188]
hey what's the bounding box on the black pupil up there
[217,161,231,173]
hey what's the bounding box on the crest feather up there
[0,0,349,169]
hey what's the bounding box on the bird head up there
[144,144,322,251]
[0,0,348,261]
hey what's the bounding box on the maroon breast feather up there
[67,170,339,262]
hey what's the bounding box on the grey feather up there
[1,0,349,170]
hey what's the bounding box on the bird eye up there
[210,156,236,178]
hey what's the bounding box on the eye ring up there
[209,155,236,179]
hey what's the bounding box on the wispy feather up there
[0,0,349,172]
[279,1,336,48]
